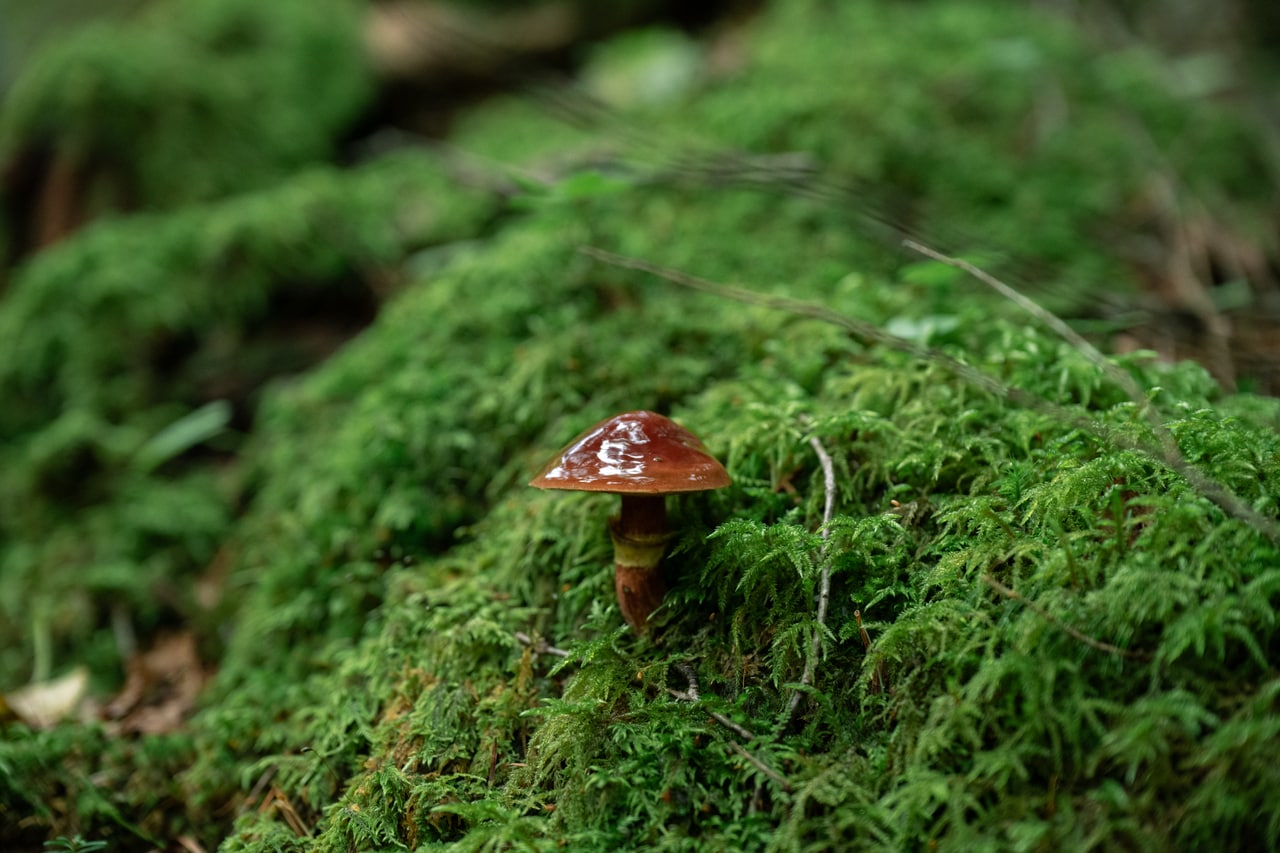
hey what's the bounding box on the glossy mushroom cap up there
[530,410,730,495]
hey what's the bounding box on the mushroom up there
[530,410,731,633]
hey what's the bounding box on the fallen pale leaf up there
[5,666,90,729]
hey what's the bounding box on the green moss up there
[0,724,197,846]
[0,148,500,689]
[3,0,1280,849]
[187,197,1280,848]
[0,0,371,215]
[0,149,499,438]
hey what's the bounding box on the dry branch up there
[580,245,1280,546]
[982,574,1150,660]
[782,436,837,722]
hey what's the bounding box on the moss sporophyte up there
[530,411,730,633]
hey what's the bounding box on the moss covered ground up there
[2,0,1280,849]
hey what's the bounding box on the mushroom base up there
[609,519,672,633]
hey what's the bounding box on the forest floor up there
[2,1,1280,850]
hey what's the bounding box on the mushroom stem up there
[610,494,671,632]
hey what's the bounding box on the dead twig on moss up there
[904,239,1122,381]
[580,245,1280,547]
[809,435,836,631]
[672,661,700,700]
[781,436,837,722]
[728,740,793,791]
[982,574,1150,660]
[667,664,789,795]
[712,712,757,743]
[667,662,758,740]
[901,238,1280,545]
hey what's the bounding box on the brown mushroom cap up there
[530,410,730,495]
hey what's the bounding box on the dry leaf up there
[4,666,90,729]
[103,631,205,735]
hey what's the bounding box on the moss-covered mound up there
[0,0,370,227]
[2,0,1279,850]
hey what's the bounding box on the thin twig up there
[904,238,1160,423]
[665,665,784,789]
[782,436,838,721]
[810,436,838,540]
[903,239,1122,389]
[580,244,1010,397]
[666,662,758,740]
[675,661,700,700]
[982,574,1150,660]
[712,711,757,742]
[728,740,793,791]
[900,239,1280,545]
[809,434,837,636]
[663,661,701,702]
[513,631,570,658]
[579,246,1280,546]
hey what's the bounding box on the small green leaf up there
[132,400,231,473]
